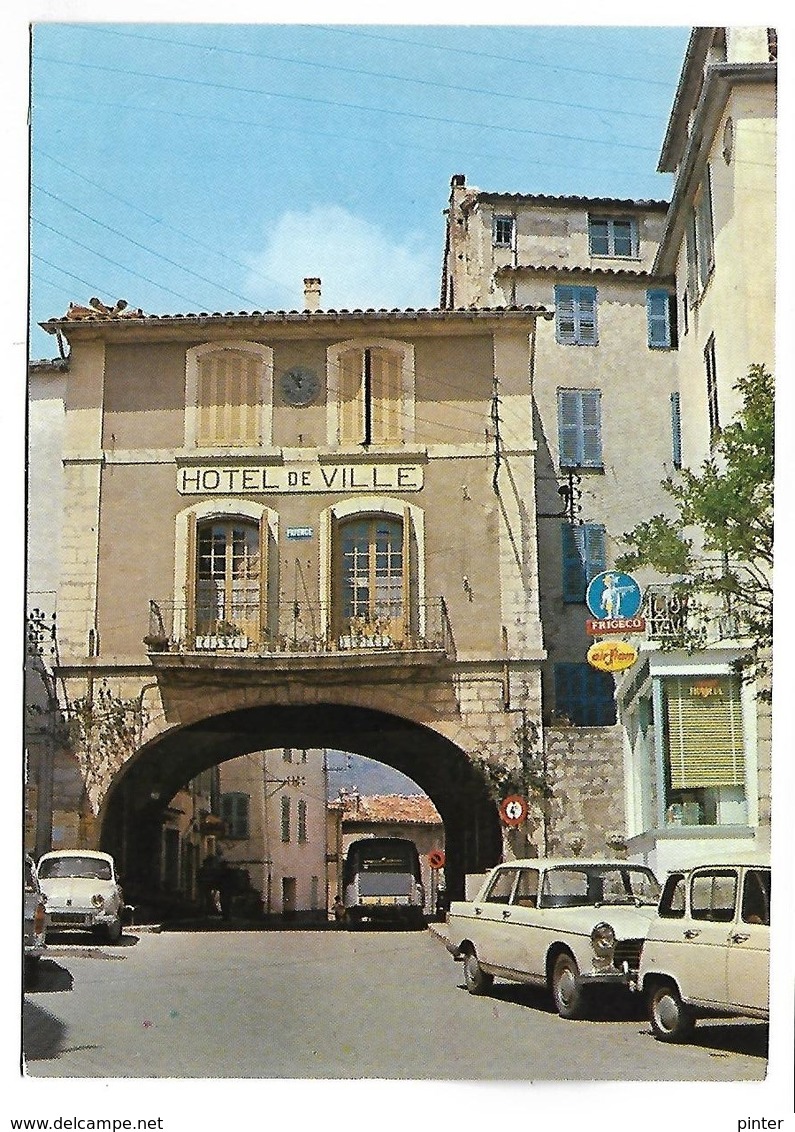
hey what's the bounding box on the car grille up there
[613,938,643,971]
[51,912,91,925]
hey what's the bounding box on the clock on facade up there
[281,365,320,406]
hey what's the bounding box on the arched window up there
[186,517,265,643]
[185,342,273,449]
[327,339,414,447]
[334,514,408,644]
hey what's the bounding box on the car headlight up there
[92,893,105,909]
[590,921,616,959]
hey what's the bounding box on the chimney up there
[303,277,321,312]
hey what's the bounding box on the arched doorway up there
[100,702,502,914]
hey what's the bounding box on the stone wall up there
[543,725,627,858]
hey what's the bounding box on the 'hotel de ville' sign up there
[178,462,424,495]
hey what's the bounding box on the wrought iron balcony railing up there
[145,597,455,659]
[643,582,743,644]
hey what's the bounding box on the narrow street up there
[23,927,767,1081]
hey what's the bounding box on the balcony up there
[643,583,742,646]
[144,597,455,669]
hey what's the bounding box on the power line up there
[33,182,266,308]
[34,55,660,154]
[73,24,666,123]
[33,148,294,302]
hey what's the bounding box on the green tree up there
[617,363,773,684]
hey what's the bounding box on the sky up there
[27,23,692,360]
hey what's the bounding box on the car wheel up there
[551,952,585,1019]
[648,981,695,1043]
[463,950,493,995]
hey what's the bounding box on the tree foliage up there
[617,364,773,679]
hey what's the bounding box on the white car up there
[37,850,125,943]
[445,858,660,1018]
[637,860,770,1042]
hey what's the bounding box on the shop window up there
[663,676,747,827]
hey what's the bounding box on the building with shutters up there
[440,24,775,873]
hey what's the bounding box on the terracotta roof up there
[42,303,551,332]
[461,190,669,213]
[340,793,442,826]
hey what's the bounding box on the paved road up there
[22,926,767,1080]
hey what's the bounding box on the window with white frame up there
[646,289,678,349]
[555,286,598,346]
[557,388,603,468]
[493,214,515,248]
[588,215,638,258]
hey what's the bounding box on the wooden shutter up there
[339,349,364,444]
[665,677,745,788]
[185,511,197,641]
[647,290,670,348]
[561,524,586,602]
[370,348,402,443]
[670,392,682,468]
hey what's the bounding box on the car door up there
[725,867,770,1014]
[679,868,739,1008]
[500,867,543,979]
[469,867,520,970]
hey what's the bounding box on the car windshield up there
[39,856,112,881]
[540,866,660,908]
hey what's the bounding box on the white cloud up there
[246,205,439,312]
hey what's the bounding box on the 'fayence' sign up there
[178,462,424,495]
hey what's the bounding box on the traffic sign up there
[586,571,642,620]
[428,849,446,870]
[500,795,528,826]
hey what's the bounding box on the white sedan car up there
[37,850,125,943]
[445,858,660,1018]
[637,860,770,1042]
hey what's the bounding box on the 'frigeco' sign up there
[178,462,424,495]
[587,639,639,674]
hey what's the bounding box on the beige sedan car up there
[37,850,125,943]
[637,860,770,1042]
[445,858,660,1019]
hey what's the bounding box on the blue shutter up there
[555,662,617,726]
[561,523,606,602]
[558,389,603,468]
[580,389,603,467]
[670,392,682,468]
[555,286,577,344]
[562,524,586,602]
[576,287,598,345]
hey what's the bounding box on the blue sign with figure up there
[586,570,642,620]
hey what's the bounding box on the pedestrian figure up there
[333,894,346,926]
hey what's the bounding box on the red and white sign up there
[586,616,646,636]
[500,795,528,827]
